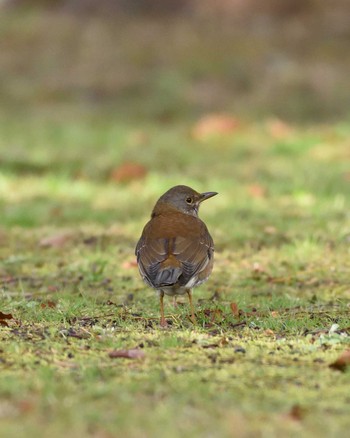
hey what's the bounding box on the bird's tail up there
[155,267,182,288]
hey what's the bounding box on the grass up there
[0,7,350,438]
[0,111,349,438]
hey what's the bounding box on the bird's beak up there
[200,191,218,202]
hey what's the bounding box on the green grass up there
[0,111,349,438]
[0,7,350,437]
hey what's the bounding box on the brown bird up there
[135,185,217,326]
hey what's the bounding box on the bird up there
[135,185,217,327]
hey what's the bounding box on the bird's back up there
[135,211,214,291]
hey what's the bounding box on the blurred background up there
[0,0,349,236]
[1,0,350,121]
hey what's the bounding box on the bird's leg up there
[159,290,167,327]
[173,295,178,308]
[186,289,196,324]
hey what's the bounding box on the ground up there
[0,7,350,438]
[1,114,349,437]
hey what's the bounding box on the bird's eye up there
[186,197,193,204]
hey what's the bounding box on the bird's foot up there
[160,317,169,328]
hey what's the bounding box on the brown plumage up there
[135,185,217,326]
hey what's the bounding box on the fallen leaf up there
[192,113,240,140]
[109,348,145,359]
[219,336,229,346]
[252,262,267,275]
[264,226,277,234]
[17,399,35,414]
[329,350,350,372]
[247,184,267,198]
[230,302,239,317]
[110,162,147,183]
[266,118,293,139]
[264,329,275,336]
[0,311,13,327]
[40,301,56,309]
[288,404,305,421]
[122,260,138,269]
[39,232,72,248]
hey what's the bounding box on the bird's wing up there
[135,234,168,287]
[172,232,214,286]
[135,223,213,289]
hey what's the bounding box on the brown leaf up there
[40,301,56,309]
[110,162,147,183]
[264,226,277,234]
[219,336,229,346]
[39,232,72,248]
[230,302,239,317]
[0,311,13,326]
[266,118,293,139]
[17,399,35,414]
[288,404,305,421]
[247,184,267,198]
[0,311,13,320]
[109,348,145,359]
[264,329,275,336]
[329,350,350,372]
[192,113,240,140]
[122,260,138,269]
[252,262,267,275]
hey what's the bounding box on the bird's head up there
[152,185,218,217]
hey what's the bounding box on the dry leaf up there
[252,262,266,273]
[0,311,13,327]
[264,329,275,336]
[109,348,145,359]
[110,162,147,183]
[266,118,293,139]
[264,226,277,234]
[247,184,267,198]
[288,404,305,421]
[17,399,35,414]
[219,336,229,346]
[192,113,240,140]
[39,232,72,248]
[230,302,239,317]
[122,260,138,269]
[329,350,350,372]
[40,301,56,309]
